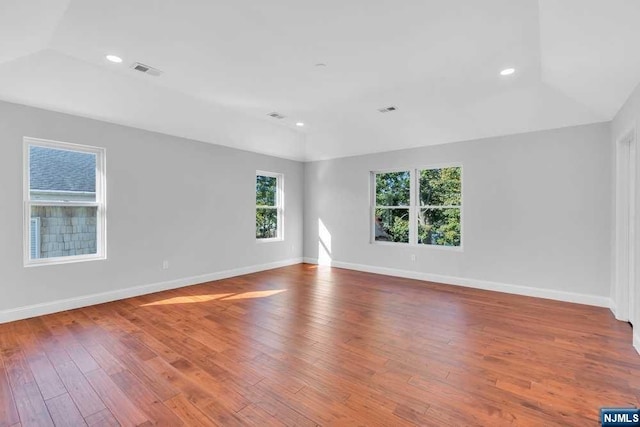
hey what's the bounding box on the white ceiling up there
[1,0,639,161]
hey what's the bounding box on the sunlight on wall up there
[318,218,332,265]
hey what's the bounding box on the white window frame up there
[371,168,412,245]
[23,137,107,267]
[370,163,463,250]
[256,170,284,242]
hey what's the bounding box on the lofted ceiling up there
[1,0,639,161]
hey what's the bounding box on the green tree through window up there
[374,171,410,243]
[418,167,461,246]
[372,167,462,246]
[256,174,281,239]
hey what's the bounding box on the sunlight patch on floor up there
[222,289,286,300]
[140,289,286,306]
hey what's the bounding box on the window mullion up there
[371,172,376,243]
[29,201,100,208]
[409,169,417,245]
[279,174,284,240]
[422,205,461,209]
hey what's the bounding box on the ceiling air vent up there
[130,62,163,77]
[378,106,398,113]
[268,112,286,119]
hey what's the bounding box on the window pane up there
[256,208,278,239]
[29,146,96,202]
[375,208,409,243]
[418,208,461,246]
[30,206,98,259]
[375,171,410,206]
[419,167,461,206]
[256,175,277,206]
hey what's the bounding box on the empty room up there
[1,1,640,426]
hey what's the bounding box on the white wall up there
[0,99,618,322]
[611,81,640,352]
[0,100,303,319]
[304,123,612,305]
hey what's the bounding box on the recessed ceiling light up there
[106,55,123,63]
[500,68,515,76]
[296,122,305,127]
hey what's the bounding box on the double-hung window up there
[418,167,462,246]
[24,138,106,266]
[256,171,283,241]
[373,171,411,243]
[372,165,462,247]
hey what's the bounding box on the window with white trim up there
[256,171,283,240]
[24,138,106,266]
[417,167,462,246]
[373,171,411,243]
[372,166,462,247]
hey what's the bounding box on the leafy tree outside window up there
[256,172,283,240]
[418,167,461,246]
[374,171,410,243]
[372,166,462,247]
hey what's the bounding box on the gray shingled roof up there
[29,146,96,193]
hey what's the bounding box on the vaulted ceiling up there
[1,0,639,160]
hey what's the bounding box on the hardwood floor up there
[1,264,639,426]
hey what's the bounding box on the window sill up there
[256,238,284,243]
[371,241,463,252]
[24,254,107,268]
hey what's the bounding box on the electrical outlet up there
[162,260,169,270]
[410,254,416,262]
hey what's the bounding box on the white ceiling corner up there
[0,0,70,64]
[539,0,640,120]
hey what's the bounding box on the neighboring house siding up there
[31,206,97,258]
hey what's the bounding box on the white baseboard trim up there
[303,258,611,308]
[634,330,640,356]
[0,257,303,324]
[609,299,619,319]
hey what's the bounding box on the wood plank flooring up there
[1,264,639,426]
